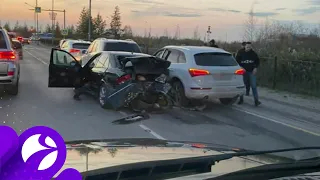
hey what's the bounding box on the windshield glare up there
[1,1,320,179]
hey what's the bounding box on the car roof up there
[163,45,231,54]
[68,40,91,44]
[101,39,138,44]
[103,51,150,56]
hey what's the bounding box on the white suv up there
[154,46,245,106]
[81,38,142,65]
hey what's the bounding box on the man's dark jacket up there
[236,49,260,72]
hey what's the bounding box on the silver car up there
[60,40,91,62]
[154,46,245,106]
[0,28,20,95]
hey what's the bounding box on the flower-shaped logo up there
[21,134,58,171]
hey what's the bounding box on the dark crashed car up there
[48,48,171,110]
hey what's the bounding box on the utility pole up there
[51,0,54,45]
[88,0,92,41]
[36,0,39,45]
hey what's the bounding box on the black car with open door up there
[48,48,154,103]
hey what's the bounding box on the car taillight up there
[70,49,80,53]
[7,71,14,76]
[189,68,210,77]
[235,68,245,75]
[0,51,16,60]
[116,74,131,84]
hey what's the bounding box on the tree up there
[4,22,11,31]
[13,21,20,32]
[45,24,52,33]
[55,22,62,38]
[110,6,122,39]
[76,7,94,39]
[93,13,106,37]
[122,25,133,38]
[243,5,257,42]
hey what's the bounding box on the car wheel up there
[219,96,239,105]
[99,83,114,109]
[6,81,19,96]
[171,81,189,107]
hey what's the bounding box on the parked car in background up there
[58,39,71,49]
[12,40,23,60]
[0,27,20,95]
[153,46,245,106]
[81,38,142,66]
[60,40,91,62]
[22,38,30,44]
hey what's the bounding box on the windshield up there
[104,42,142,53]
[1,1,320,180]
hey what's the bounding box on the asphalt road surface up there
[1,44,319,159]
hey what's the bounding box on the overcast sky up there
[1,0,319,41]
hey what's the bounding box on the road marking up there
[232,106,320,137]
[25,50,48,65]
[139,124,166,140]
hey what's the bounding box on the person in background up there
[208,39,219,48]
[236,42,251,96]
[237,42,261,106]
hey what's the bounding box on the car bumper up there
[185,85,245,100]
[0,75,18,85]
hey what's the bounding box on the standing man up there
[236,42,251,96]
[237,42,261,106]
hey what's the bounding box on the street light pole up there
[51,0,54,45]
[88,0,91,41]
[36,0,39,45]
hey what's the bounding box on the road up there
[1,44,319,160]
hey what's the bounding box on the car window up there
[53,50,75,66]
[166,49,180,63]
[92,42,99,52]
[194,53,238,66]
[162,49,170,60]
[61,42,68,49]
[87,41,96,53]
[0,31,7,49]
[154,49,164,58]
[94,54,108,68]
[72,43,91,49]
[178,52,186,63]
[103,42,141,53]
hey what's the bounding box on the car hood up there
[56,138,292,177]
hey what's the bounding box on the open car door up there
[48,48,81,87]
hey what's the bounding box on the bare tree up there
[243,3,258,42]
[193,26,200,40]
[163,28,169,37]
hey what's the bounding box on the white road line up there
[139,124,166,140]
[232,106,320,137]
[25,50,48,65]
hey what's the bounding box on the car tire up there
[171,81,189,107]
[99,83,114,109]
[219,96,239,105]
[6,81,19,96]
